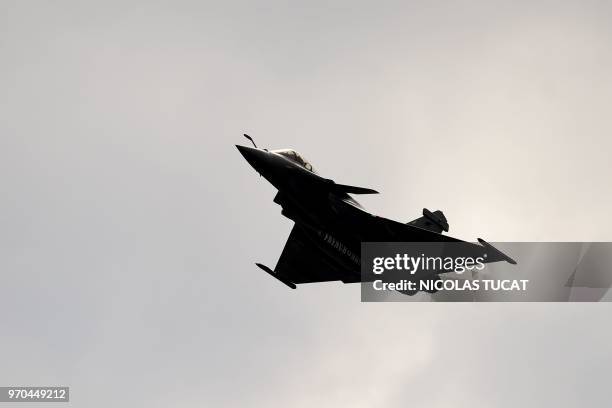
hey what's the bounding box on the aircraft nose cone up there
[236,145,268,173]
[235,144,252,159]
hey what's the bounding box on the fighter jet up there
[237,134,515,292]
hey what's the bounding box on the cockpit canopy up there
[272,149,316,173]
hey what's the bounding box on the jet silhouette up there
[237,134,515,292]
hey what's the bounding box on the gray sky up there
[1,1,611,407]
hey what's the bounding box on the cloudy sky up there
[1,1,611,407]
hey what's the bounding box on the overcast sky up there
[1,1,611,407]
